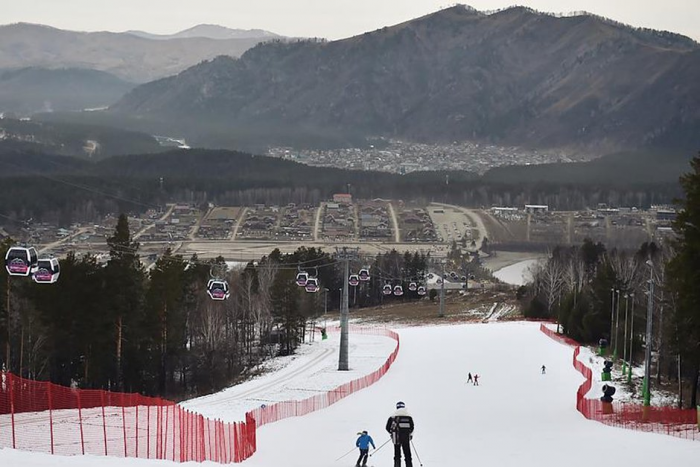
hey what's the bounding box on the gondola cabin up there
[417,286,427,296]
[358,268,370,281]
[408,282,417,292]
[32,258,60,284]
[207,279,230,301]
[295,271,309,287]
[348,274,360,287]
[305,277,320,293]
[393,285,404,296]
[5,246,38,276]
[382,284,393,296]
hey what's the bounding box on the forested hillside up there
[0,222,426,398]
[112,6,700,153]
[0,148,686,227]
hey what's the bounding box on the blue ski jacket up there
[356,433,375,450]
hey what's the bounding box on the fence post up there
[146,404,150,459]
[163,404,169,461]
[178,407,183,463]
[214,418,220,463]
[171,406,176,462]
[135,403,139,458]
[200,414,205,462]
[77,389,85,455]
[100,391,108,456]
[156,405,162,459]
[47,381,54,455]
[8,373,16,449]
[121,394,127,457]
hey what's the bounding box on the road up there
[230,207,249,241]
[386,201,401,242]
[133,204,176,240]
[313,203,324,241]
[38,226,92,254]
[189,205,213,240]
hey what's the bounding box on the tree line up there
[0,215,428,399]
[0,148,682,229]
[520,169,700,412]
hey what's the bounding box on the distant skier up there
[355,430,375,467]
[473,374,480,386]
[541,364,546,374]
[467,372,473,384]
[386,401,414,467]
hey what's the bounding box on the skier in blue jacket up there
[355,430,375,467]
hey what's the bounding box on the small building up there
[656,210,677,222]
[333,193,353,204]
[524,204,549,214]
[491,207,519,214]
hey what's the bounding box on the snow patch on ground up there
[492,258,539,285]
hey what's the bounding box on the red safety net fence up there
[0,326,399,462]
[248,327,399,427]
[539,323,699,441]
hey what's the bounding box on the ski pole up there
[369,438,392,456]
[334,446,357,462]
[411,439,424,467]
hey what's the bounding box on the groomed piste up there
[1,322,699,466]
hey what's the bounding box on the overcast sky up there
[3,1,699,41]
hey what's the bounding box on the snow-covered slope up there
[1,323,698,466]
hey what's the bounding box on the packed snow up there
[182,331,397,422]
[1,322,698,467]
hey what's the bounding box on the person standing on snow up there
[542,364,546,374]
[467,372,473,383]
[355,430,375,467]
[473,374,480,386]
[386,401,415,467]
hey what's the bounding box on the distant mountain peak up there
[125,24,282,41]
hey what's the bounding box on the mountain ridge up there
[125,24,281,41]
[0,23,275,82]
[110,6,700,154]
[0,67,134,116]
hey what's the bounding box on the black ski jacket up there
[386,408,414,442]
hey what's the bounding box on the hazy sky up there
[3,1,699,41]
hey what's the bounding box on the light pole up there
[643,260,654,407]
[614,289,621,360]
[628,293,635,384]
[609,288,616,355]
[323,288,329,329]
[622,293,629,376]
[439,260,446,318]
[335,247,358,371]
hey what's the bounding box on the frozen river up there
[492,258,540,286]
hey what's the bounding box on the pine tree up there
[105,213,145,391]
[667,153,700,408]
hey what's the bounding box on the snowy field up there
[1,322,699,466]
[492,258,539,286]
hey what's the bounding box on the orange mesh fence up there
[539,323,699,441]
[0,326,399,462]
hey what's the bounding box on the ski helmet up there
[396,401,405,409]
[362,430,368,434]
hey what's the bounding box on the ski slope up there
[1,322,698,466]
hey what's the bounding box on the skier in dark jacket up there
[355,430,375,467]
[386,401,414,467]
